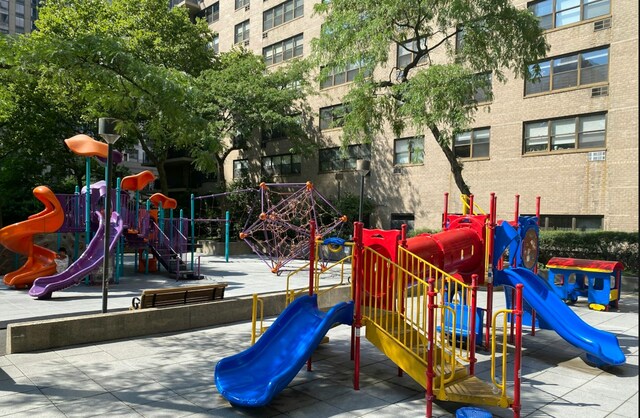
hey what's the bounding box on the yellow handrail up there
[250,293,266,345]
[460,194,487,215]
[490,308,513,407]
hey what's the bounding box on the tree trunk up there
[216,155,226,190]
[429,124,472,197]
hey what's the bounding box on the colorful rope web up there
[240,182,347,274]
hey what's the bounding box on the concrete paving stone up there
[322,389,389,416]
[39,377,108,404]
[179,386,231,411]
[53,344,106,357]
[560,386,628,413]
[286,400,358,418]
[5,351,64,366]
[289,376,355,401]
[0,376,38,397]
[268,387,321,414]
[0,358,9,368]
[611,392,638,417]
[61,349,119,367]
[21,365,89,388]
[0,364,25,381]
[575,377,639,402]
[533,399,610,418]
[1,405,67,417]
[54,392,136,418]
[0,389,52,415]
[111,381,182,406]
[129,395,207,418]
[359,379,421,403]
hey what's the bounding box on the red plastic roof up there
[546,257,624,272]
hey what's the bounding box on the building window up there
[397,38,428,68]
[233,159,249,179]
[390,213,415,233]
[394,136,424,165]
[319,144,371,172]
[473,73,492,103]
[204,2,219,24]
[454,128,490,159]
[234,20,250,44]
[210,34,219,53]
[263,33,303,66]
[263,0,303,31]
[526,47,608,95]
[524,113,606,154]
[319,104,349,131]
[235,0,250,10]
[538,214,603,230]
[320,61,370,89]
[261,154,301,176]
[528,0,610,30]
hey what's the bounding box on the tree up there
[311,0,549,196]
[187,50,314,187]
[2,0,215,195]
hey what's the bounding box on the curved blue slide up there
[215,294,354,407]
[495,267,625,366]
[29,211,124,299]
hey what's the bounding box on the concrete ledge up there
[7,285,351,354]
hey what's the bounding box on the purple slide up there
[29,211,124,299]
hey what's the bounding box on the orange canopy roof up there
[64,134,110,158]
[121,170,156,192]
[149,193,177,210]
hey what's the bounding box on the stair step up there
[441,375,511,407]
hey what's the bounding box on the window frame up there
[261,153,302,176]
[453,128,491,160]
[523,112,607,155]
[204,2,220,24]
[233,159,249,179]
[393,136,425,166]
[319,104,350,131]
[396,38,428,68]
[234,19,250,44]
[235,0,250,10]
[262,33,304,66]
[263,0,304,32]
[528,0,610,30]
[318,144,372,173]
[320,61,371,89]
[525,46,609,96]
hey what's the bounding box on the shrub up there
[538,230,639,274]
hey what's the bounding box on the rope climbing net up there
[240,182,347,274]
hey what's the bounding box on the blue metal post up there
[179,209,184,260]
[169,208,174,250]
[225,210,230,263]
[190,193,195,271]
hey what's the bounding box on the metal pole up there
[101,143,113,313]
[442,192,449,230]
[358,173,365,223]
[353,221,363,390]
[513,283,524,418]
[225,210,230,263]
[306,220,316,372]
[84,157,91,285]
[191,193,195,270]
[115,177,121,283]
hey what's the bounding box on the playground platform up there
[0,254,638,417]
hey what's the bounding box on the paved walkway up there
[0,255,638,417]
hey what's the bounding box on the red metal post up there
[307,220,316,372]
[469,274,478,376]
[468,194,474,216]
[442,192,449,230]
[426,278,436,418]
[512,284,524,418]
[510,288,515,344]
[353,222,364,390]
[513,194,520,225]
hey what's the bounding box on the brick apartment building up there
[0,0,37,34]
[187,0,637,232]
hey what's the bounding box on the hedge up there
[538,230,639,274]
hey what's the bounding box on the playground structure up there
[193,181,347,274]
[216,193,626,417]
[0,134,198,297]
[545,257,623,311]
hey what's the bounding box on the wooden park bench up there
[130,283,228,310]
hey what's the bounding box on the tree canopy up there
[312,0,549,195]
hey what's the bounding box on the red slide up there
[0,186,64,288]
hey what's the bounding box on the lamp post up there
[98,117,120,313]
[356,159,370,223]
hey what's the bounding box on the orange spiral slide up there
[0,186,64,288]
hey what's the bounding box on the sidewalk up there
[0,255,638,417]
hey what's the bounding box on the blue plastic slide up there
[215,294,354,407]
[495,267,625,366]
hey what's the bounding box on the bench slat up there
[132,283,228,310]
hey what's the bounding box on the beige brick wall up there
[204,0,638,232]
